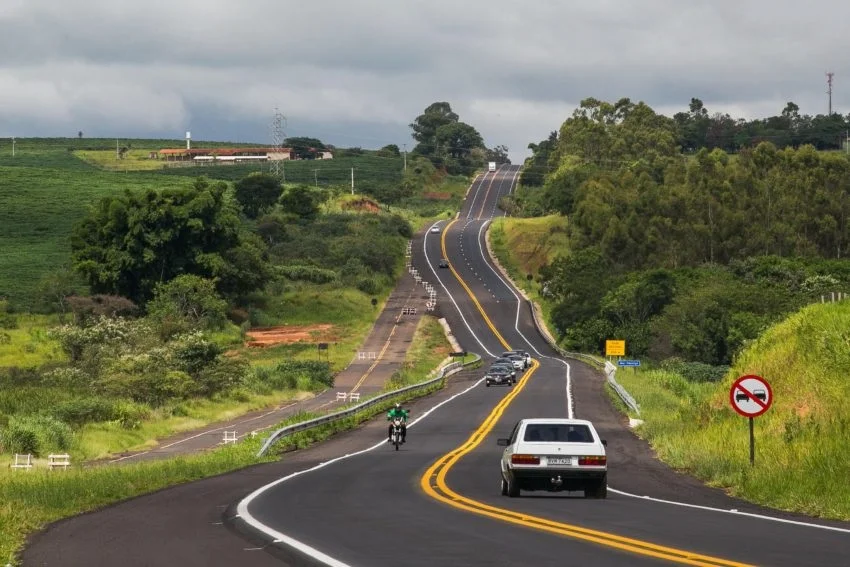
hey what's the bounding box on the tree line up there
[510,97,850,368]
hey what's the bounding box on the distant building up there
[155,147,333,163]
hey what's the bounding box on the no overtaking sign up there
[729,375,773,417]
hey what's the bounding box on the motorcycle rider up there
[387,402,409,443]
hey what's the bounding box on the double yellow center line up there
[419,220,753,567]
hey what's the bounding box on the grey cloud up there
[1,0,849,162]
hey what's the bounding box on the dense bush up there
[276,265,339,284]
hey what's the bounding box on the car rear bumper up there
[506,467,606,491]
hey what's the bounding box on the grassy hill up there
[616,301,850,520]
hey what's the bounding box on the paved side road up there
[96,247,430,466]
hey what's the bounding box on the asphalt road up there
[22,166,850,566]
[234,165,850,566]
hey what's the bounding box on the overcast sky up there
[1,0,847,162]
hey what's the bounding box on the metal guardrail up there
[256,353,482,456]
[526,299,641,415]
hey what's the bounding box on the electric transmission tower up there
[827,72,834,115]
[270,108,287,181]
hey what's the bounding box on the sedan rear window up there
[523,424,594,443]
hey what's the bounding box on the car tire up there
[486,382,490,387]
[506,475,520,497]
[585,475,607,499]
[500,477,508,496]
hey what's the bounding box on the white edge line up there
[608,487,850,534]
[235,376,487,565]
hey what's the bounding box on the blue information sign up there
[617,360,641,367]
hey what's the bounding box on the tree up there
[410,102,459,154]
[146,274,228,335]
[78,131,83,139]
[520,131,557,187]
[71,177,267,304]
[284,137,326,159]
[486,145,510,164]
[377,144,401,158]
[234,173,282,218]
[435,122,484,159]
[279,184,320,219]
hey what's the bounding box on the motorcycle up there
[390,417,405,451]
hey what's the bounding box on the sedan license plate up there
[548,457,573,466]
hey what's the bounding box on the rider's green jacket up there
[387,408,409,421]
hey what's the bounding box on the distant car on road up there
[485,367,514,387]
[430,225,441,234]
[438,259,449,268]
[503,350,531,367]
[492,357,519,377]
[497,418,608,498]
[489,362,516,380]
[501,354,525,370]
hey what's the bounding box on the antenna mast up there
[270,108,287,181]
[827,72,835,115]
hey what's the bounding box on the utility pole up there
[846,130,849,155]
[827,72,834,115]
[116,139,119,160]
[313,169,318,187]
[11,136,14,157]
[403,143,407,172]
[351,167,354,195]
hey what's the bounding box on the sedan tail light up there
[578,456,607,466]
[511,454,540,465]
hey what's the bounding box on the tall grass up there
[0,315,64,368]
[488,214,569,327]
[616,301,850,520]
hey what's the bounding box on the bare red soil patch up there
[245,324,337,347]
[342,197,381,212]
[423,191,452,200]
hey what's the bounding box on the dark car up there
[438,259,449,268]
[489,362,516,379]
[486,367,514,387]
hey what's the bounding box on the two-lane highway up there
[235,164,850,566]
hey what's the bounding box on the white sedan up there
[497,418,608,498]
[430,225,441,234]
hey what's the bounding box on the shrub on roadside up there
[0,415,73,456]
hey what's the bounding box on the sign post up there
[729,374,773,465]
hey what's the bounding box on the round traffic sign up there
[729,374,773,417]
